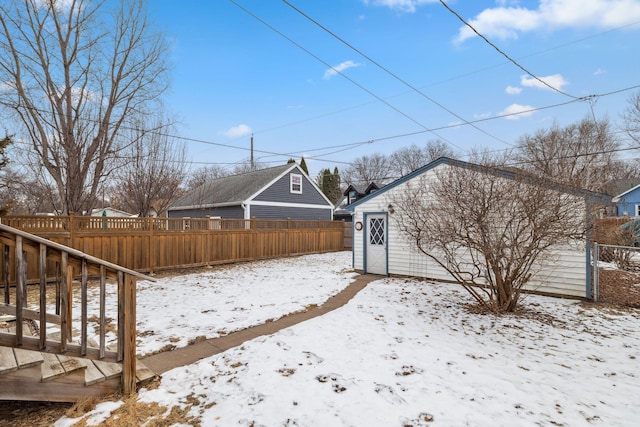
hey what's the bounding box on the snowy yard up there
[58,251,640,426]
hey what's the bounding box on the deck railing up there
[0,223,154,395]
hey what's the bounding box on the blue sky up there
[151,0,640,178]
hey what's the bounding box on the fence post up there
[69,213,76,248]
[286,218,290,257]
[148,217,154,274]
[592,243,599,302]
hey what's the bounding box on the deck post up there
[121,273,137,395]
[3,244,9,304]
[15,236,24,346]
[39,243,47,349]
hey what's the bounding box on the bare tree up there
[186,165,229,191]
[623,90,640,145]
[0,0,169,214]
[342,152,393,186]
[230,161,267,176]
[390,140,457,177]
[389,144,425,177]
[391,161,588,313]
[111,119,186,217]
[513,117,625,191]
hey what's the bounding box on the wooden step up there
[135,360,155,387]
[13,348,44,369]
[0,346,18,374]
[93,359,122,380]
[75,358,106,386]
[41,352,66,382]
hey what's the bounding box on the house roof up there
[345,157,612,211]
[612,181,640,202]
[169,163,296,211]
[343,182,381,196]
[600,178,640,198]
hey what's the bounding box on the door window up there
[369,217,385,245]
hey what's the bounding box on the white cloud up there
[0,81,15,91]
[520,73,568,91]
[593,68,606,76]
[499,103,536,119]
[505,85,522,94]
[323,60,362,80]
[456,0,640,43]
[224,124,252,138]
[473,112,492,120]
[363,0,437,13]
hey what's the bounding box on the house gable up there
[250,165,333,207]
[169,163,333,220]
[613,184,640,216]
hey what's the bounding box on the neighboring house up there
[89,207,137,217]
[612,182,640,217]
[344,182,380,205]
[345,157,611,298]
[168,163,334,220]
[334,182,381,221]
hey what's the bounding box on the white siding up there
[352,166,589,298]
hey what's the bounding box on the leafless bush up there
[392,162,589,313]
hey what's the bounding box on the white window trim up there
[290,173,302,194]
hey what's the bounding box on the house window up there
[290,173,302,194]
[636,205,640,217]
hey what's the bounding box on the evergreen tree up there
[299,157,309,175]
[317,167,342,204]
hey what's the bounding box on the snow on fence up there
[0,215,345,278]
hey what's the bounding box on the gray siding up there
[254,168,329,206]
[168,205,244,219]
[250,205,331,220]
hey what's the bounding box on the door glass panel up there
[369,217,385,245]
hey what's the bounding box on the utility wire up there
[227,0,463,151]
[248,20,640,140]
[438,0,580,100]
[7,83,638,169]
[282,0,513,147]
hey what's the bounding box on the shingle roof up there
[346,157,612,211]
[170,164,294,210]
[600,178,640,198]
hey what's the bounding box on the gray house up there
[168,163,334,220]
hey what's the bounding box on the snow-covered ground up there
[57,251,640,426]
[68,252,358,356]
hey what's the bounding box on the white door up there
[365,213,387,275]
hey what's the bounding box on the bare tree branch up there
[0,0,169,214]
[391,162,588,313]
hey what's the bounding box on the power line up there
[227,0,463,151]
[438,0,580,100]
[282,0,513,147]
[246,20,640,141]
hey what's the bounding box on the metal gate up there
[592,243,640,303]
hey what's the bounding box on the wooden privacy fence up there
[0,215,345,279]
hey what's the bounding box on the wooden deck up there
[0,223,154,402]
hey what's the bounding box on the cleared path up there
[141,274,378,374]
